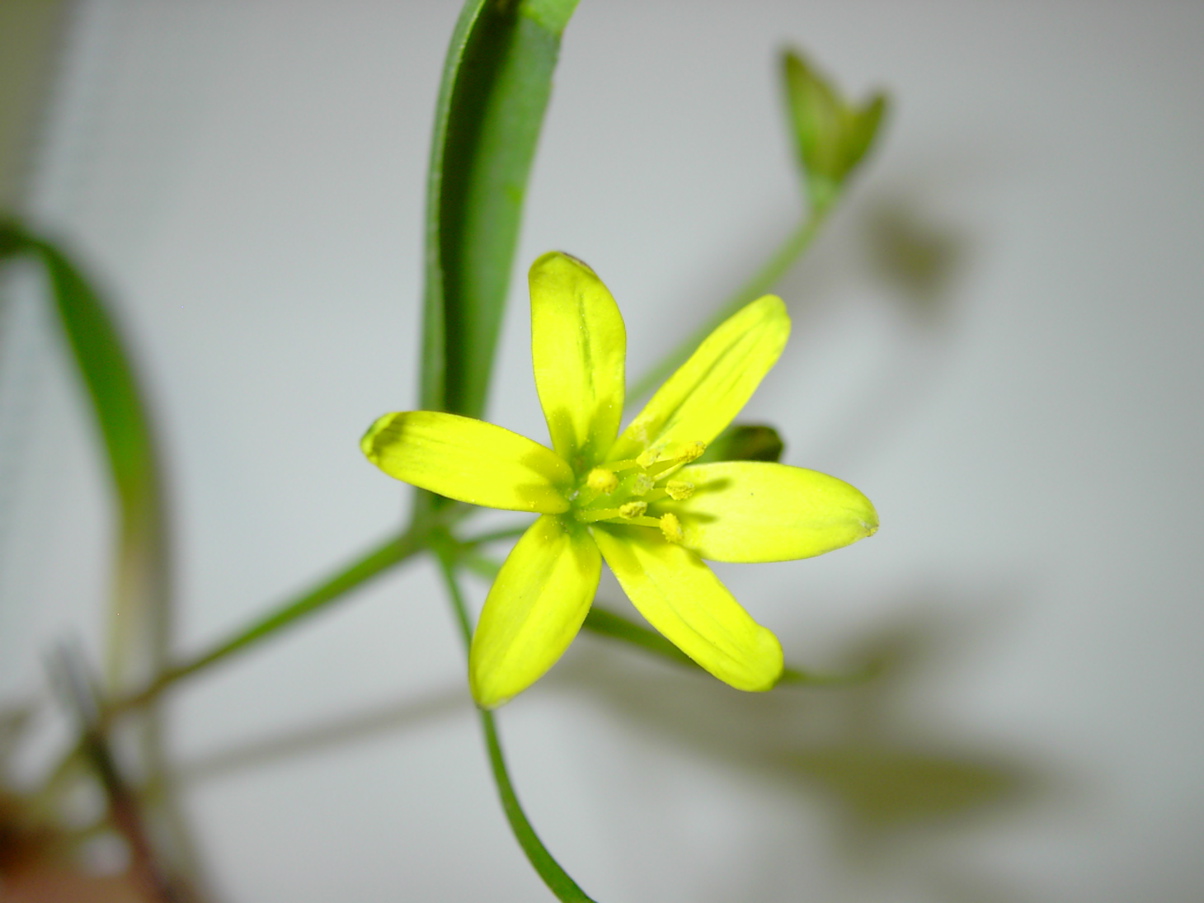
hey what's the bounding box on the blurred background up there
[1,1,1202,901]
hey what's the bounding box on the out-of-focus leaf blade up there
[780,48,889,214]
[1,221,207,888]
[0,221,166,688]
[846,93,888,174]
[781,49,844,211]
[420,0,580,422]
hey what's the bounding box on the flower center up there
[568,440,705,542]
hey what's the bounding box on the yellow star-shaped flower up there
[363,252,878,708]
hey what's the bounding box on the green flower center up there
[567,440,706,542]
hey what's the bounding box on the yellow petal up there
[470,516,601,708]
[529,251,626,467]
[361,411,571,513]
[591,525,783,691]
[609,295,790,463]
[663,461,878,562]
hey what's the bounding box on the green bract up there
[363,252,878,708]
[782,49,887,213]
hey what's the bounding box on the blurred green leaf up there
[846,93,887,174]
[420,0,580,423]
[1,223,154,517]
[781,49,888,213]
[696,423,785,464]
[0,221,167,688]
[1,222,205,887]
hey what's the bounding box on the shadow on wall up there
[864,192,969,323]
[560,590,1057,903]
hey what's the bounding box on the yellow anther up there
[659,512,684,543]
[619,501,647,518]
[665,480,695,500]
[680,441,706,463]
[586,467,618,494]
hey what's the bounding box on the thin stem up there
[455,548,504,581]
[777,660,880,687]
[433,544,597,903]
[433,538,474,648]
[458,523,530,546]
[581,607,693,668]
[627,209,829,404]
[107,527,426,717]
[477,711,596,903]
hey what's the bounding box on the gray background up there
[2,1,1202,901]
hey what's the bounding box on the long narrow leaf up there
[419,0,580,422]
[1,220,210,891]
[1,221,166,688]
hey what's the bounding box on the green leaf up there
[846,92,888,175]
[1,222,154,521]
[420,0,580,422]
[1,220,167,689]
[780,49,888,213]
[696,423,785,464]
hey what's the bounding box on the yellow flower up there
[363,252,878,708]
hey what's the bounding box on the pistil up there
[570,439,705,534]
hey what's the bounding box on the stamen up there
[619,501,647,518]
[665,480,694,500]
[624,515,662,529]
[630,473,653,496]
[659,512,684,543]
[639,440,709,478]
[586,467,618,494]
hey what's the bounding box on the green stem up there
[582,607,692,668]
[456,548,506,581]
[477,711,596,903]
[459,523,530,546]
[433,543,597,903]
[627,208,829,404]
[107,527,426,717]
[777,661,880,687]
